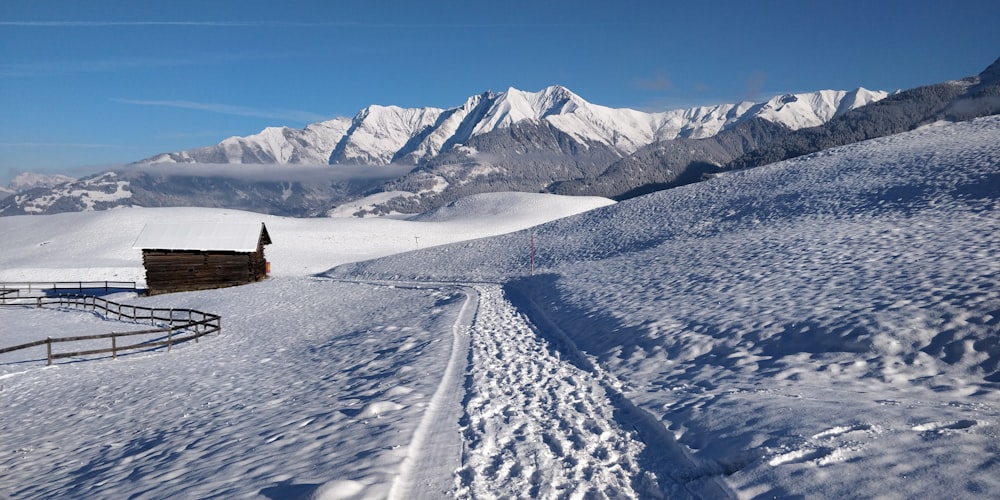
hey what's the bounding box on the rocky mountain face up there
[549,118,791,199]
[4,59,998,217]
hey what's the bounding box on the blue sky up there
[1,0,998,183]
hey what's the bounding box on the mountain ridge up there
[135,85,888,170]
[6,58,999,218]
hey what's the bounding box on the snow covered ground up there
[2,117,999,498]
[0,192,614,283]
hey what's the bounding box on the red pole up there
[530,231,535,276]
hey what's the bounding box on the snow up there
[14,171,133,213]
[7,172,76,192]
[2,117,998,498]
[132,222,268,252]
[137,85,887,168]
[326,191,417,218]
[0,192,613,282]
[336,105,445,164]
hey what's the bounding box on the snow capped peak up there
[750,88,889,129]
[134,84,888,168]
[330,103,445,165]
[503,84,587,116]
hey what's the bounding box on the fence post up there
[167,327,173,352]
[112,334,117,359]
[46,337,52,366]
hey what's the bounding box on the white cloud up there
[111,99,329,123]
[0,142,122,148]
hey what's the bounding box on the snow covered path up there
[456,284,643,497]
[386,284,475,500]
[1,278,736,499]
[456,284,733,499]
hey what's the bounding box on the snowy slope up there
[331,116,1000,497]
[137,85,886,167]
[2,117,997,498]
[144,118,354,164]
[330,104,445,165]
[0,192,614,282]
[6,172,76,192]
[9,171,132,214]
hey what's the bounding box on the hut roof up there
[133,222,271,252]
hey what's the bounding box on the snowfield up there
[2,117,999,498]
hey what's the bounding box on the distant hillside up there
[549,118,790,199]
[727,57,1000,171]
[548,57,1000,201]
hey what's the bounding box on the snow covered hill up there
[331,116,1000,497]
[0,171,76,199]
[138,85,886,167]
[6,172,76,192]
[1,116,997,498]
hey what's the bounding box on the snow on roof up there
[133,222,270,252]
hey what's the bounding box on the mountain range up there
[3,57,998,217]
[138,85,885,168]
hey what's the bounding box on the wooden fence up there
[0,284,220,366]
[0,281,138,295]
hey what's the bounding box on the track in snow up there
[389,286,477,499]
[347,281,733,498]
[455,284,734,498]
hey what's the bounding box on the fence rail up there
[0,281,138,294]
[0,283,220,366]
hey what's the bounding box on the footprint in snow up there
[811,423,873,440]
[768,447,835,466]
[771,423,881,468]
[911,420,978,433]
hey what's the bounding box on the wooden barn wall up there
[143,249,266,295]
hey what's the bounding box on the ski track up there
[388,285,476,500]
[454,284,654,498]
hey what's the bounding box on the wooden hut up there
[133,222,272,295]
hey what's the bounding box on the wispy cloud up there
[0,142,122,148]
[0,56,212,78]
[0,50,285,78]
[743,71,768,102]
[0,21,268,27]
[112,98,329,123]
[0,20,604,29]
[635,70,674,91]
